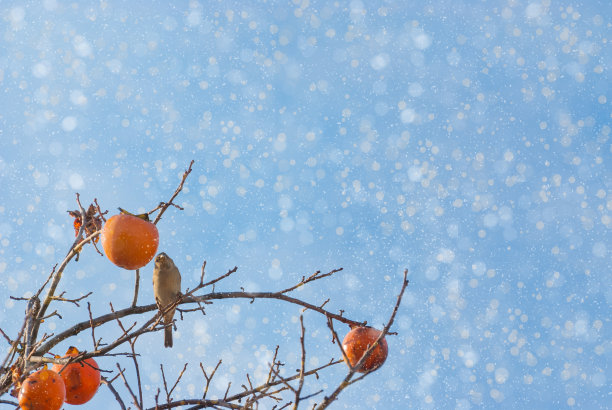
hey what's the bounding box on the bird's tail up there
[164,326,173,348]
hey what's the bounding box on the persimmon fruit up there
[18,367,66,410]
[342,326,388,373]
[51,346,101,405]
[101,213,159,270]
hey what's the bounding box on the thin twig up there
[116,363,141,410]
[23,296,41,367]
[0,317,27,374]
[280,268,343,294]
[199,261,207,284]
[326,318,350,369]
[161,364,169,403]
[102,376,127,410]
[294,315,307,409]
[132,269,140,308]
[200,360,222,400]
[51,291,93,306]
[110,303,144,408]
[87,302,99,350]
[152,160,194,225]
[201,266,238,289]
[266,346,281,385]
[33,195,99,343]
[184,360,342,410]
[0,328,10,344]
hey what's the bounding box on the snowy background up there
[0,0,610,409]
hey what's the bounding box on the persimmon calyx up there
[118,207,151,221]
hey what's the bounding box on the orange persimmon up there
[51,346,101,405]
[18,367,65,410]
[342,326,388,373]
[101,213,159,270]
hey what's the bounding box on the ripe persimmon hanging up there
[101,212,159,270]
[342,327,388,373]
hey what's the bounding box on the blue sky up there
[0,1,610,409]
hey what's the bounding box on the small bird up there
[152,252,182,348]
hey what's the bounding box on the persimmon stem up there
[132,269,140,308]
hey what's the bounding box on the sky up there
[0,0,610,409]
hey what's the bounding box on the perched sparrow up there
[152,252,182,348]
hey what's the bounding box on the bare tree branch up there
[316,270,409,409]
[0,160,406,410]
[32,268,363,359]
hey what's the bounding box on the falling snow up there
[0,0,610,409]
